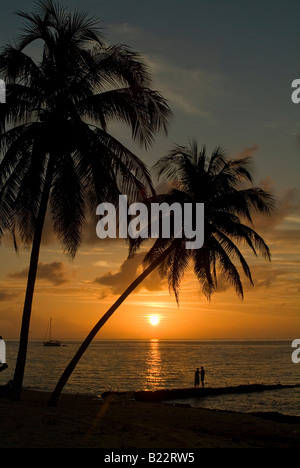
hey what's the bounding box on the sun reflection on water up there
[146,339,163,388]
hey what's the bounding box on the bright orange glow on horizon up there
[0,234,299,341]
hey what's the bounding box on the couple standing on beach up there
[0,336,8,373]
[194,366,205,387]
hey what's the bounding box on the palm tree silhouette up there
[48,142,274,407]
[0,0,171,400]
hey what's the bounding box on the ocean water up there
[2,339,300,416]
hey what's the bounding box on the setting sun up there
[149,315,160,326]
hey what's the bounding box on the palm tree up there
[0,0,171,400]
[48,142,274,407]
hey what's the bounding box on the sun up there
[149,315,160,326]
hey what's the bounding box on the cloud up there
[93,260,110,267]
[107,21,227,120]
[235,144,259,159]
[107,22,142,41]
[9,262,70,286]
[0,290,16,301]
[94,252,166,296]
[144,55,224,119]
[251,178,300,231]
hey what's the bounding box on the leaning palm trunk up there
[12,157,53,401]
[48,242,175,407]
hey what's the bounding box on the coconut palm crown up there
[0,0,171,254]
[130,141,275,302]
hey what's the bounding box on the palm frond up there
[167,243,190,303]
[210,235,244,298]
[213,229,254,286]
[193,247,216,300]
[50,153,87,258]
[149,140,274,304]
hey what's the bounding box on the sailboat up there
[43,318,61,347]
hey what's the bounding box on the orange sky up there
[0,186,299,341]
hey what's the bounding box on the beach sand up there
[0,389,299,448]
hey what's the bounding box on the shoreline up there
[131,382,300,402]
[1,387,300,448]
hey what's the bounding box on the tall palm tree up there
[0,0,171,400]
[48,142,274,407]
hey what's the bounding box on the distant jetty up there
[132,383,300,402]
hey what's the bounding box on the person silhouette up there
[200,366,205,387]
[194,367,200,387]
[0,336,8,372]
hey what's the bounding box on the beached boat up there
[43,318,61,347]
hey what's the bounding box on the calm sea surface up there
[2,340,300,416]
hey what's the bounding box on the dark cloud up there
[250,178,300,231]
[269,229,300,246]
[253,267,288,289]
[0,290,16,301]
[9,262,69,286]
[211,262,299,296]
[94,252,166,296]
